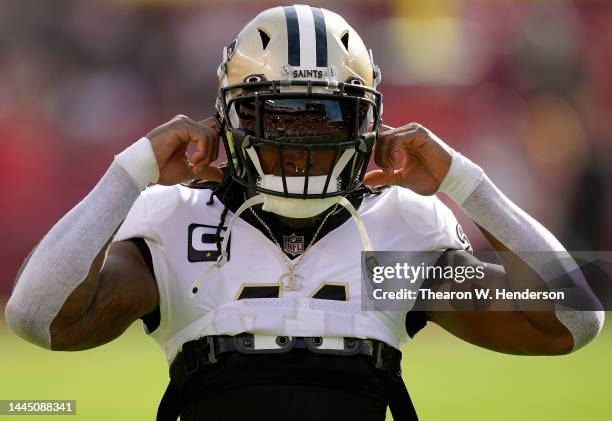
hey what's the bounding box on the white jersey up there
[114,185,467,364]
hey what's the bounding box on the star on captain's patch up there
[206,251,212,257]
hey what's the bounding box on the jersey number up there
[236,283,347,301]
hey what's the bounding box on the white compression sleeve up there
[5,138,159,349]
[438,141,604,352]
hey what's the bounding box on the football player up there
[6,5,604,421]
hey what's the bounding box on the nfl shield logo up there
[283,233,304,257]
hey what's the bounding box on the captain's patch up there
[188,223,230,262]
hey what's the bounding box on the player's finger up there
[193,164,224,183]
[190,144,216,167]
[190,150,206,164]
[201,124,220,165]
[187,134,219,170]
[199,117,221,133]
[172,145,194,181]
[171,115,210,148]
[363,169,391,186]
[181,118,220,162]
[373,131,389,169]
[374,131,399,173]
[380,124,395,133]
[378,124,428,165]
[363,169,401,186]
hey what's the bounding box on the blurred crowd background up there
[1,0,611,295]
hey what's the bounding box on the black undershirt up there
[128,237,160,332]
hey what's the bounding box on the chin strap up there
[338,197,373,251]
[190,195,373,298]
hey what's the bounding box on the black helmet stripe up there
[283,5,300,66]
[311,7,328,67]
[283,5,328,68]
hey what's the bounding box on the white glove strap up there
[438,151,485,205]
[114,137,160,190]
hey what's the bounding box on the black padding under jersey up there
[405,311,427,339]
[128,237,161,333]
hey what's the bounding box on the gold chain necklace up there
[248,201,339,291]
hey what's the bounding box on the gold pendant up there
[278,271,303,291]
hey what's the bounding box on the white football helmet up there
[216,5,382,217]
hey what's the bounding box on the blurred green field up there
[1,310,610,420]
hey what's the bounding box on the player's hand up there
[146,115,223,185]
[363,123,453,195]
